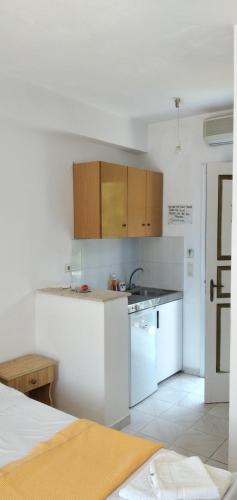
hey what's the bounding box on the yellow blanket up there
[0,419,163,499]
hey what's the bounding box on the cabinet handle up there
[142,223,146,226]
[122,223,127,227]
[147,223,151,227]
[30,378,37,385]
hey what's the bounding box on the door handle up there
[210,279,224,302]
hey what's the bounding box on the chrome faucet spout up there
[128,267,144,290]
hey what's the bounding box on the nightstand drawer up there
[9,366,55,393]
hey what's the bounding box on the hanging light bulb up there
[174,97,182,153]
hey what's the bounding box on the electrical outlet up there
[65,264,71,273]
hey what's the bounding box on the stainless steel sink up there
[129,287,173,297]
[127,286,181,314]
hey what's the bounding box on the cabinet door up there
[73,162,101,239]
[101,162,128,238]
[128,168,147,237]
[156,300,183,383]
[146,171,163,237]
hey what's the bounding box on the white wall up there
[142,113,233,375]
[0,116,143,362]
[229,27,237,471]
[0,75,147,153]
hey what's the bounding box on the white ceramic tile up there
[71,238,139,288]
[121,427,136,435]
[154,387,189,404]
[140,417,187,446]
[135,396,173,417]
[211,440,229,463]
[206,459,228,470]
[122,409,154,432]
[161,374,204,394]
[192,414,229,439]
[178,392,217,413]
[172,430,225,458]
[136,432,167,445]
[138,237,184,264]
[209,403,229,419]
[160,404,204,428]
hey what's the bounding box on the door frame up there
[200,162,207,378]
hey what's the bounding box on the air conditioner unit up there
[203,114,233,146]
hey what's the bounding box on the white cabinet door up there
[156,300,183,383]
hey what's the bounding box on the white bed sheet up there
[0,382,236,500]
[0,382,76,467]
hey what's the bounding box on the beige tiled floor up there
[122,373,229,470]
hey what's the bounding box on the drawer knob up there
[30,378,37,385]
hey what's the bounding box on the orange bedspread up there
[0,419,163,499]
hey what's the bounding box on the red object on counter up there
[80,284,89,292]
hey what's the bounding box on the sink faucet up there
[128,267,144,290]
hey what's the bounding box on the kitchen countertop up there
[38,287,130,303]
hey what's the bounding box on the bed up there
[0,382,236,499]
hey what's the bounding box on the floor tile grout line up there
[209,439,228,461]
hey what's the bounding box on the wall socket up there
[65,264,71,273]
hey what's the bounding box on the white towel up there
[149,456,219,499]
[206,464,233,500]
[119,450,233,500]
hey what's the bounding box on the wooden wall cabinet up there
[73,161,163,239]
[127,168,163,237]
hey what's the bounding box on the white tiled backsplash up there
[71,238,139,289]
[71,236,184,291]
[136,237,184,290]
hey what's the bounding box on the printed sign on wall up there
[168,205,193,224]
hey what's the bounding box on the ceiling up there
[0,0,236,121]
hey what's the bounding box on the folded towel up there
[206,464,233,500]
[119,450,233,500]
[150,456,219,499]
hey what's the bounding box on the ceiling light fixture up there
[174,97,182,153]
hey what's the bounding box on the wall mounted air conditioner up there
[203,114,233,146]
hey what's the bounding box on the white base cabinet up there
[156,299,183,383]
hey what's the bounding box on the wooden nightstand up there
[0,354,57,406]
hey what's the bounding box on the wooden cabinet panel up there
[146,171,163,237]
[73,162,101,239]
[101,162,128,238]
[128,168,147,237]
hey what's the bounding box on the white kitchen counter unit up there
[39,287,130,302]
[35,290,129,428]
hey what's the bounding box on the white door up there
[205,162,232,403]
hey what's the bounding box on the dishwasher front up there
[129,307,158,407]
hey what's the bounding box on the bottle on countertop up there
[111,273,117,291]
